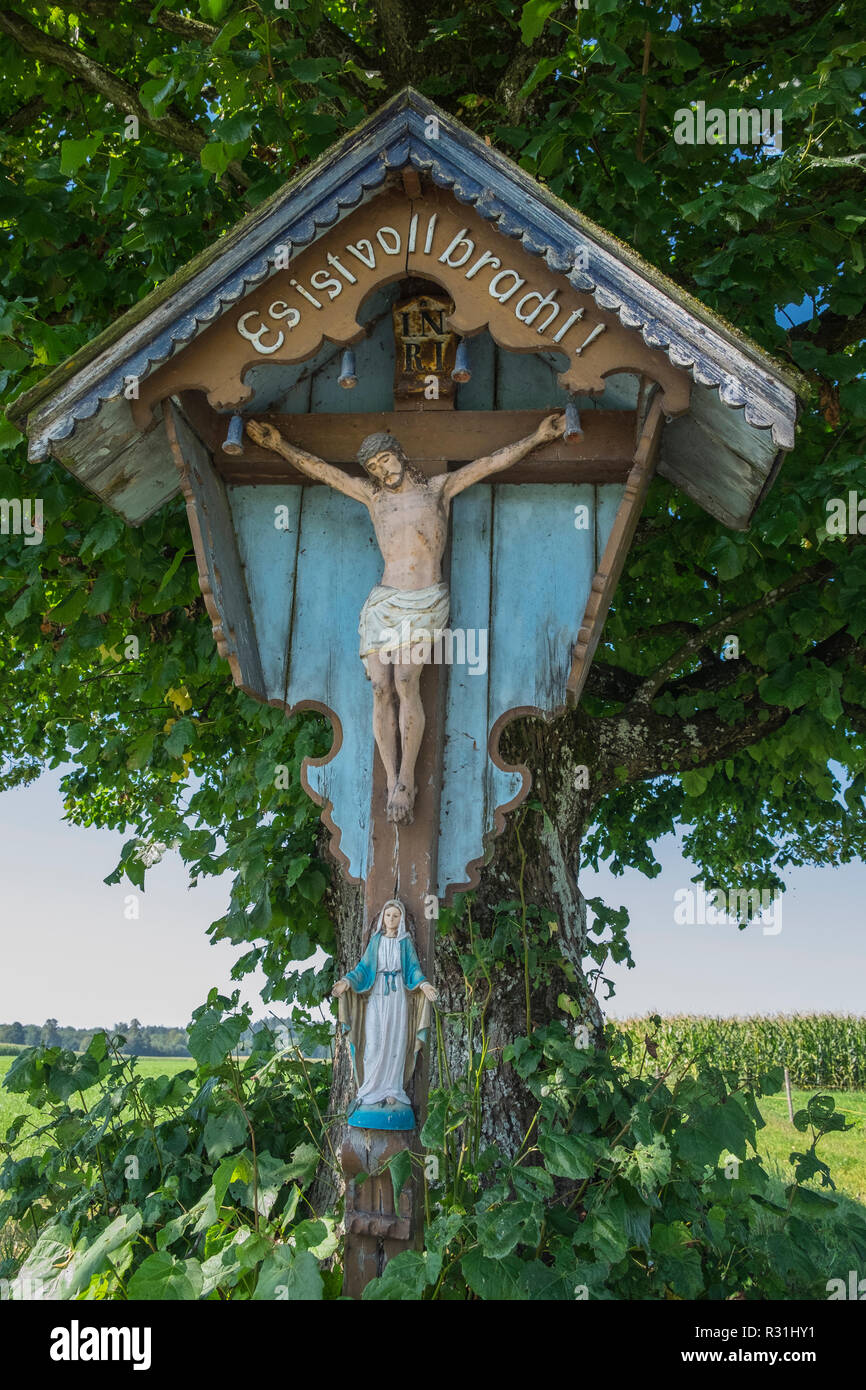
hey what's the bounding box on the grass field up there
[756,1087,866,1203]
[0,1055,192,1162]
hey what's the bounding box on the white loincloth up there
[359,581,450,661]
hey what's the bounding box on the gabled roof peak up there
[11,88,799,530]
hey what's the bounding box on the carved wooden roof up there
[10,88,802,529]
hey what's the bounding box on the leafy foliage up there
[0,0,862,1002]
[361,1019,866,1300]
[0,0,863,1299]
[0,1001,339,1299]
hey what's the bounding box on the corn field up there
[615,1015,866,1090]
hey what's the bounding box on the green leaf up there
[784,1184,838,1213]
[215,112,255,144]
[650,1221,704,1298]
[231,1149,295,1219]
[293,1216,339,1260]
[165,717,195,757]
[538,1131,600,1180]
[200,142,234,177]
[126,1250,204,1300]
[386,1147,412,1205]
[199,1229,272,1296]
[362,1249,441,1300]
[5,584,41,628]
[199,0,234,22]
[60,135,104,175]
[139,76,178,120]
[126,730,155,771]
[736,184,777,220]
[476,1198,542,1258]
[517,56,559,103]
[203,1102,247,1160]
[253,1247,323,1300]
[298,868,327,903]
[705,534,746,580]
[187,1007,246,1066]
[281,1141,319,1186]
[289,58,342,83]
[460,1247,524,1299]
[807,1093,836,1123]
[614,1137,671,1192]
[157,546,189,592]
[80,513,124,560]
[62,1211,143,1298]
[49,588,88,626]
[85,572,120,614]
[519,0,560,45]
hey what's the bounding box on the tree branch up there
[370,0,426,86]
[494,3,573,124]
[789,307,866,356]
[0,8,250,187]
[625,555,836,713]
[591,629,866,801]
[49,0,221,45]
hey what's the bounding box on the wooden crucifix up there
[11,91,799,1303]
[161,238,676,1293]
[244,409,567,826]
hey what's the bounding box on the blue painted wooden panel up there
[438,486,521,894]
[230,482,379,881]
[489,483,596,713]
[229,486,302,702]
[246,354,324,413]
[495,347,571,411]
[437,482,606,895]
[243,288,397,415]
[310,303,395,415]
[288,487,380,881]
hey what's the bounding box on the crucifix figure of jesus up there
[246,411,566,824]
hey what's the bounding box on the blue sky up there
[1,765,862,1029]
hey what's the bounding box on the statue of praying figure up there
[332,898,437,1130]
[246,409,566,825]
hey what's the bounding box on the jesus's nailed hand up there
[535,412,566,444]
[246,419,283,453]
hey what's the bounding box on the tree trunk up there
[313,710,603,1209]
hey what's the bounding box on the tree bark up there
[313,706,605,1212]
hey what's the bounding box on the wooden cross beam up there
[178,392,637,486]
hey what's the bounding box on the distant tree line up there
[0,1019,190,1056]
[0,1017,328,1058]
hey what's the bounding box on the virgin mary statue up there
[333,899,437,1130]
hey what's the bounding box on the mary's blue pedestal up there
[347,1100,415,1130]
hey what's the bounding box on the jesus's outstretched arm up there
[440,412,566,501]
[246,419,371,505]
